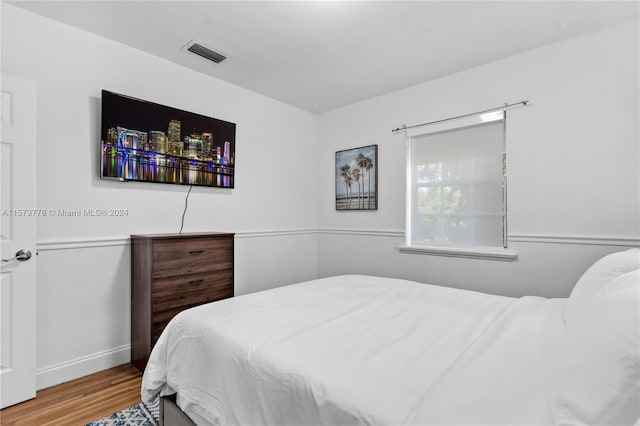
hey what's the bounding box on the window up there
[405,111,507,252]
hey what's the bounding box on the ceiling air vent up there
[186,42,227,64]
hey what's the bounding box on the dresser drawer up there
[152,237,233,277]
[151,293,232,342]
[152,270,233,311]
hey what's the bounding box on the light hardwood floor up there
[0,363,143,426]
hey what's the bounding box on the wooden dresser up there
[130,232,234,371]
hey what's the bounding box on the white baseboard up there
[36,344,130,390]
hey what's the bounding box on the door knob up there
[2,249,32,262]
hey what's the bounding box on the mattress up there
[141,275,566,425]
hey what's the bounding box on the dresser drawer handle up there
[188,279,204,285]
[188,250,204,255]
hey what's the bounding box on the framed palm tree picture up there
[336,145,378,210]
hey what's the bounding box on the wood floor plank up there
[0,363,143,426]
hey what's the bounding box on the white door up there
[0,74,37,408]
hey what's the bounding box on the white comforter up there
[142,275,566,425]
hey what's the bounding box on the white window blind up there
[407,113,506,248]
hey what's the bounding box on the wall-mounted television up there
[101,90,236,188]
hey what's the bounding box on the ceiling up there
[7,1,639,113]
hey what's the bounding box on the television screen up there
[101,90,235,188]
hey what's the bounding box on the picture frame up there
[335,145,378,210]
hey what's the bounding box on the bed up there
[141,248,639,426]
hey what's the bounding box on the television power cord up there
[179,185,193,234]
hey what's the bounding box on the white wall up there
[1,4,318,389]
[2,3,639,391]
[316,19,639,298]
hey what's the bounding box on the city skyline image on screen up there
[101,90,236,188]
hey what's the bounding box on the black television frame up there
[101,90,236,188]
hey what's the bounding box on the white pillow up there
[565,248,640,325]
[551,269,640,426]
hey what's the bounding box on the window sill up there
[397,245,518,261]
